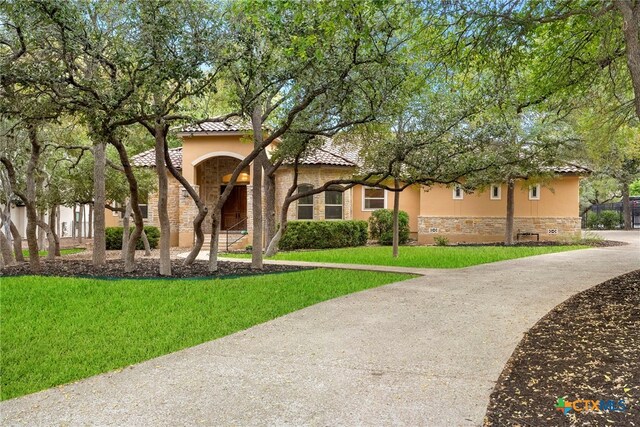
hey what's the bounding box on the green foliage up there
[105,226,160,250]
[586,211,621,230]
[631,179,640,196]
[279,220,368,251]
[0,270,411,400]
[433,236,449,246]
[368,209,410,246]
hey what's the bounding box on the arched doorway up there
[195,156,250,232]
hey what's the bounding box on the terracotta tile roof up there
[547,163,591,175]
[131,147,182,169]
[298,139,360,167]
[179,117,253,134]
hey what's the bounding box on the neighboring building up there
[3,203,93,240]
[118,118,588,248]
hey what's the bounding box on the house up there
[116,118,587,248]
[3,202,93,241]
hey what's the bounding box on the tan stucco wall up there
[419,176,580,218]
[352,184,421,234]
[105,210,120,228]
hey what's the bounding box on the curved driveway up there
[2,231,638,426]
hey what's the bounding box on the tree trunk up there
[162,137,207,266]
[622,181,632,230]
[616,1,640,119]
[25,126,41,272]
[78,204,85,244]
[265,201,290,257]
[37,210,45,250]
[9,220,24,262]
[251,106,264,270]
[265,160,301,257]
[24,203,39,270]
[392,181,400,258]
[56,206,61,239]
[88,204,93,239]
[111,137,144,272]
[122,199,131,261]
[36,219,57,260]
[208,213,221,272]
[207,126,273,272]
[49,205,61,256]
[154,124,171,276]
[141,228,151,256]
[505,178,515,245]
[0,229,15,267]
[72,204,76,239]
[263,154,277,245]
[92,122,107,266]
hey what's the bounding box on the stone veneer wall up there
[274,166,354,222]
[417,216,581,244]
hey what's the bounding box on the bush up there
[279,220,368,250]
[368,209,410,246]
[105,226,160,250]
[586,210,621,230]
[434,235,449,246]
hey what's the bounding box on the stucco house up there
[108,118,588,248]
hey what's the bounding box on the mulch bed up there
[0,258,305,279]
[485,270,640,426]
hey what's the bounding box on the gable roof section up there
[131,147,182,169]
[178,117,253,135]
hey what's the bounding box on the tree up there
[206,0,419,271]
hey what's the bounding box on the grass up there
[0,269,413,401]
[224,245,588,268]
[20,248,85,257]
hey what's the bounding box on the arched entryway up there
[194,156,250,233]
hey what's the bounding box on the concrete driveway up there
[2,231,638,426]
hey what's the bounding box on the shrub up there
[586,210,621,230]
[105,226,160,250]
[434,235,449,246]
[279,220,368,250]
[368,209,410,246]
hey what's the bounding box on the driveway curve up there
[2,231,638,426]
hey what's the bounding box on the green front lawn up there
[20,248,85,257]
[225,245,587,268]
[0,269,413,401]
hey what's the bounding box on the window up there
[453,184,464,200]
[363,187,385,210]
[325,185,343,219]
[490,184,501,200]
[119,192,149,219]
[297,184,314,220]
[529,184,541,200]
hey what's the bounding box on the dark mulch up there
[485,270,640,426]
[457,240,626,248]
[0,258,305,279]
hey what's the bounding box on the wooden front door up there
[221,185,247,230]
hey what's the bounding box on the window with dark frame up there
[453,184,463,200]
[529,184,540,200]
[325,185,343,219]
[491,184,501,200]
[297,184,314,220]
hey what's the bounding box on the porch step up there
[201,233,249,252]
